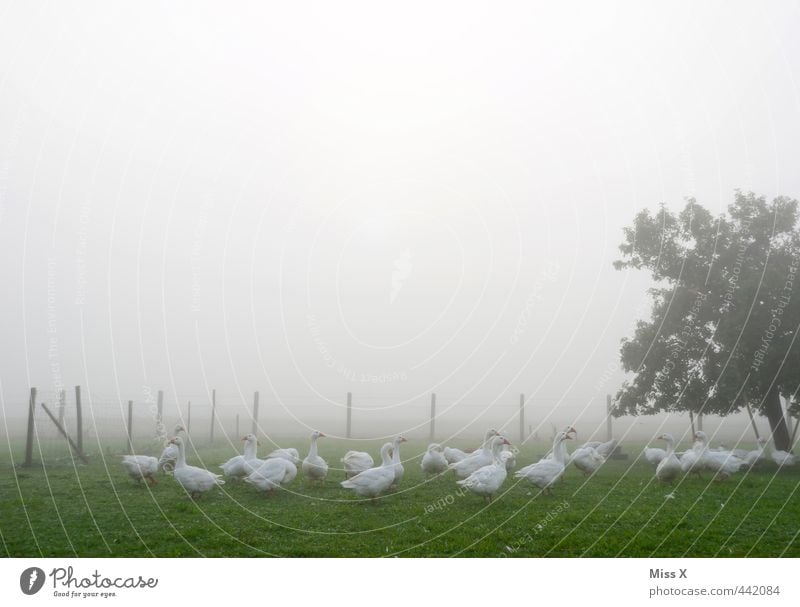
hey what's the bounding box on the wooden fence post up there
[606,394,613,441]
[429,393,436,441]
[187,401,192,433]
[252,391,259,435]
[24,387,36,467]
[157,390,164,429]
[41,403,89,464]
[210,389,216,443]
[127,400,134,452]
[519,393,525,443]
[689,410,696,436]
[236,414,240,437]
[697,413,704,431]
[346,392,352,439]
[75,385,83,455]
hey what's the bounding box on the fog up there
[1,2,799,445]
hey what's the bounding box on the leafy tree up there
[613,191,800,451]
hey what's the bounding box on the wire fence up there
[7,384,781,467]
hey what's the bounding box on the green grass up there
[1,439,799,557]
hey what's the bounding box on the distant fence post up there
[689,410,696,436]
[187,401,192,433]
[127,400,134,452]
[75,385,83,455]
[346,392,352,439]
[57,389,66,427]
[606,394,613,441]
[210,389,216,443]
[252,391,259,435]
[157,390,164,429]
[429,393,436,441]
[24,387,36,467]
[236,414,240,437]
[519,393,525,443]
[697,413,704,432]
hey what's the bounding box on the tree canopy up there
[613,191,800,450]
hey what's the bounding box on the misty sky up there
[1,1,799,440]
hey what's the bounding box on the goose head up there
[694,431,708,444]
[658,433,675,443]
[311,430,326,440]
[490,436,511,457]
[428,443,443,453]
[555,431,573,444]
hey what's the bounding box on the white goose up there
[121,455,159,485]
[448,429,500,479]
[169,436,225,498]
[443,447,469,464]
[443,428,497,466]
[266,447,301,466]
[390,436,408,488]
[501,445,517,471]
[769,442,797,467]
[340,442,395,501]
[302,430,328,481]
[570,443,605,476]
[590,438,618,459]
[158,425,186,472]
[341,450,374,479]
[457,436,511,502]
[695,431,744,480]
[421,443,449,474]
[644,445,667,466]
[514,431,572,494]
[680,434,706,476]
[742,438,767,467]
[219,434,258,479]
[245,456,298,494]
[655,433,681,482]
[541,426,576,461]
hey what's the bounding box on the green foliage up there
[614,193,800,435]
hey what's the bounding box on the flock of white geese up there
[120,425,797,502]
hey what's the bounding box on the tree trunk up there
[763,388,791,451]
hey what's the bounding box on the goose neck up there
[175,440,186,468]
[392,439,402,463]
[380,444,393,466]
[244,439,257,460]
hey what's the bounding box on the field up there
[1,438,799,557]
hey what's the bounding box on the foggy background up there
[1,1,799,446]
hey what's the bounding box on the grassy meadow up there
[1,437,799,557]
